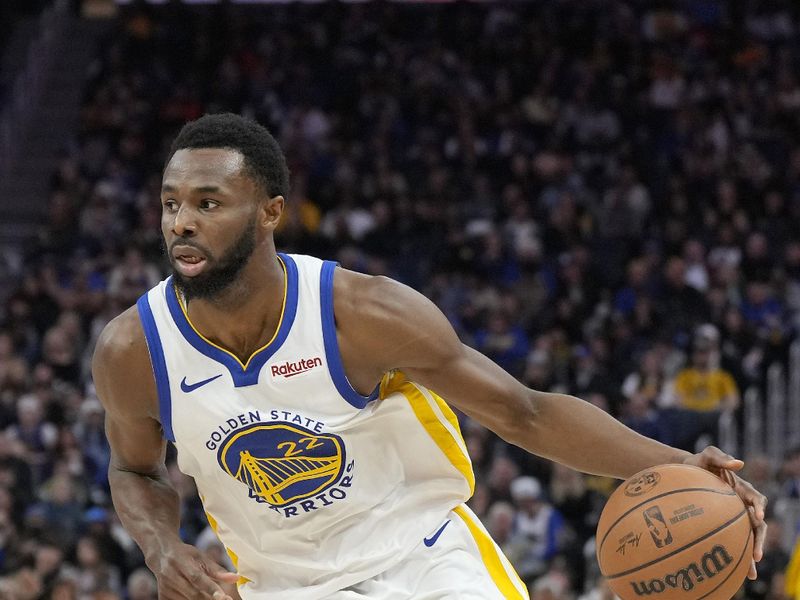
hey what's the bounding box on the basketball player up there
[92,113,767,600]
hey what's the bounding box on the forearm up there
[109,464,183,564]
[516,391,691,479]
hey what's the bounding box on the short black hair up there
[168,113,290,199]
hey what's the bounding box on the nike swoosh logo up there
[423,519,451,547]
[180,374,223,393]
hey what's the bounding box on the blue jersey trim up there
[164,254,299,387]
[320,261,379,409]
[136,292,175,442]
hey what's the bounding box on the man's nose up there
[172,205,197,236]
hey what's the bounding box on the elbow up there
[108,457,165,481]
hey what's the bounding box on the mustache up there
[168,238,212,257]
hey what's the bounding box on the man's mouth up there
[177,255,204,264]
[174,255,207,277]
[172,245,209,277]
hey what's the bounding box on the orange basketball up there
[596,464,753,600]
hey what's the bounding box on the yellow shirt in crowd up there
[673,368,738,412]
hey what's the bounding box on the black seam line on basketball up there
[697,527,752,600]
[605,508,747,579]
[599,487,738,552]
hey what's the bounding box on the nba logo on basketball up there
[643,506,673,548]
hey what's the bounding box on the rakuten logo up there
[271,357,323,378]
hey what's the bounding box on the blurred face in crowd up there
[746,281,770,305]
[50,579,77,600]
[783,450,800,477]
[664,257,686,287]
[487,502,515,542]
[692,345,713,369]
[17,396,43,428]
[488,456,519,492]
[161,148,263,301]
[786,241,800,271]
[76,536,101,568]
[515,495,542,516]
[50,474,77,505]
[127,568,158,600]
[627,258,648,288]
[35,544,64,577]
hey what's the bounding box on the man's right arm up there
[92,307,237,600]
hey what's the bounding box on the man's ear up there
[261,195,284,230]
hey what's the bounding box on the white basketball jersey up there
[136,254,474,599]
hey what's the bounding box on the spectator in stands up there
[6,394,58,481]
[73,398,110,497]
[33,541,67,598]
[655,257,711,340]
[662,324,739,450]
[486,455,520,505]
[620,348,669,441]
[105,248,161,308]
[126,567,157,600]
[70,535,122,599]
[474,310,530,376]
[510,476,565,583]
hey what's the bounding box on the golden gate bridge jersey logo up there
[217,422,346,508]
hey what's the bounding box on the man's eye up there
[163,199,177,210]
[200,199,219,209]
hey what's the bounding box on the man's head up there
[167,113,290,200]
[161,113,290,301]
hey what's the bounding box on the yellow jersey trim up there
[382,371,475,495]
[454,505,529,600]
[202,506,252,586]
[173,256,288,370]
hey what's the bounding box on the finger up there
[736,478,768,522]
[159,565,206,599]
[189,568,231,600]
[210,570,240,584]
[719,468,736,488]
[201,555,239,585]
[702,446,745,470]
[748,558,757,580]
[752,514,768,562]
[166,564,227,600]
[195,559,236,598]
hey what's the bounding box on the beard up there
[167,220,257,302]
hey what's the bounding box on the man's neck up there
[182,253,286,364]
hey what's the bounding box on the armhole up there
[320,261,379,409]
[136,293,175,442]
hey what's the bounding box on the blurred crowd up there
[2,0,800,598]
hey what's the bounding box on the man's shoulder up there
[92,304,158,418]
[331,267,409,312]
[329,267,462,373]
[93,305,149,369]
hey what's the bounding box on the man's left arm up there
[334,269,767,574]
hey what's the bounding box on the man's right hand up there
[147,542,240,600]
